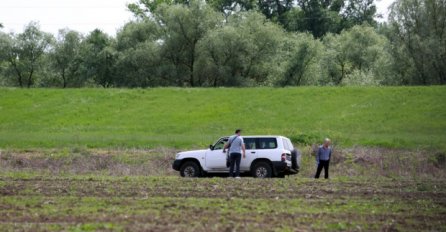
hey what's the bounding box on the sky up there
[0,0,395,36]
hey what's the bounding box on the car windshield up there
[213,138,228,150]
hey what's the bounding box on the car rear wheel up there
[180,161,201,177]
[252,161,272,178]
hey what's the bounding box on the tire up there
[252,161,272,178]
[291,149,301,171]
[180,161,201,177]
[277,173,286,178]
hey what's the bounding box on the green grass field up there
[0,87,445,150]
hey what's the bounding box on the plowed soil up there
[0,176,445,231]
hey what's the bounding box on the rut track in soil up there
[1,178,445,200]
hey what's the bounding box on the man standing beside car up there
[223,129,246,178]
[315,138,332,179]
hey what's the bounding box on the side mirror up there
[209,145,214,150]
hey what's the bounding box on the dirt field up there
[0,148,445,231]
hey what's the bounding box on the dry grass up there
[301,145,446,179]
[1,146,444,179]
[0,147,178,176]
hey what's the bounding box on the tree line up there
[0,0,445,88]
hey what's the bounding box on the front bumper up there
[172,159,182,171]
[272,161,298,175]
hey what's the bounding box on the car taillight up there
[281,153,286,161]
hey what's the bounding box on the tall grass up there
[1,147,444,179]
[0,87,445,149]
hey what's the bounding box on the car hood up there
[177,149,207,158]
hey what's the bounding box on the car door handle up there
[251,151,256,154]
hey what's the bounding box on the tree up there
[207,0,256,19]
[154,0,222,86]
[127,0,190,18]
[285,0,344,38]
[277,33,323,86]
[341,0,377,28]
[388,0,446,85]
[322,25,393,85]
[126,0,223,87]
[114,20,164,87]
[5,22,53,88]
[257,0,294,24]
[0,32,11,63]
[197,11,285,86]
[79,29,116,87]
[196,24,249,86]
[49,29,82,88]
[0,32,13,85]
[115,20,159,51]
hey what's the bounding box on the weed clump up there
[430,152,446,168]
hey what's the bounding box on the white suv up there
[172,135,300,178]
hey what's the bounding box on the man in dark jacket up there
[315,138,332,179]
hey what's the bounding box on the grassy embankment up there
[0,87,445,150]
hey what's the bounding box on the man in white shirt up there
[223,129,246,178]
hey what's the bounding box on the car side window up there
[244,138,256,150]
[213,138,228,150]
[258,138,277,149]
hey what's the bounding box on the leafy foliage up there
[388,0,446,84]
[155,1,222,86]
[49,29,83,88]
[277,33,324,86]
[1,22,53,88]
[0,0,444,87]
[322,25,392,85]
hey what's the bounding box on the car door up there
[254,137,279,161]
[240,137,257,171]
[205,137,229,170]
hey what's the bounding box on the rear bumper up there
[172,159,182,171]
[272,161,298,175]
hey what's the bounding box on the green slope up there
[0,87,445,149]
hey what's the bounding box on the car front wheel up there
[252,161,272,178]
[180,161,201,177]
